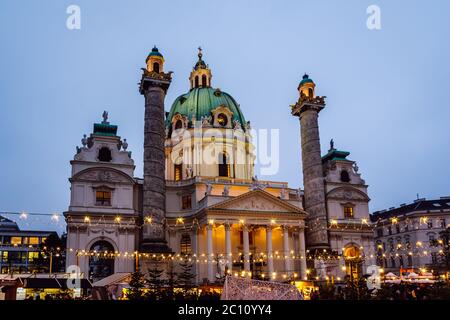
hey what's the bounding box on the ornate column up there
[283,226,291,274]
[225,224,232,272]
[291,76,330,250]
[139,53,172,253]
[206,225,214,282]
[298,227,307,279]
[266,225,274,275]
[243,225,250,272]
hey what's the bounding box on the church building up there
[64,47,375,284]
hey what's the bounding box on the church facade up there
[64,47,375,284]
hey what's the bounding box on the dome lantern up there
[298,73,316,98]
[146,46,165,74]
[189,47,212,89]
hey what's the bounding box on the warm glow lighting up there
[239,219,245,224]
[362,218,368,224]
[114,216,121,223]
[176,217,184,224]
[208,219,214,225]
[145,216,152,224]
[331,219,338,226]
[391,217,398,224]
[270,219,276,224]
[379,268,384,273]
[84,216,90,223]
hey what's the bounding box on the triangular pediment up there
[207,189,306,215]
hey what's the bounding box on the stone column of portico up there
[266,225,274,276]
[206,225,214,282]
[225,224,232,273]
[283,226,291,274]
[243,225,250,273]
[298,227,307,280]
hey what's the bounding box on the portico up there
[169,189,308,283]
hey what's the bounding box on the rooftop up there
[370,197,450,222]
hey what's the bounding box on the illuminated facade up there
[65,47,375,283]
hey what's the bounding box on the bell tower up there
[139,46,172,253]
[291,74,330,250]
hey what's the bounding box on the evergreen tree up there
[177,258,196,291]
[127,271,146,300]
[147,262,164,289]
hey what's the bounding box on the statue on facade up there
[353,162,359,173]
[205,182,213,195]
[102,110,109,124]
[233,120,242,130]
[201,115,212,127]
[222,185,230,196]
[185,166,193,178]
[81,134,87,148]
[122,139,128,151]
[329,138,334,150]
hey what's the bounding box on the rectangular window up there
[427,221,433,229]
[181,195,192,210]
[388,226,392,235]
[376,229,383,237]
[1,251,7,262]
[2,236,11,245]
[28,252,39,262]
[344,206,354,218]
[174,164,182,181]
[11,237,22,245]
[28,237,39,245]
[96,190,111,206]
[440,219,446,228]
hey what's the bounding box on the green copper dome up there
[166,87,247,130]
[299,74,314,87]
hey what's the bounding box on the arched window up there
[343,245,362,281]
[174,164,182,181]
[202,74,207,87]
[153,62,160,73]
[180,234,191,255]
[89,240,115,282]
[340,170,350,183]
[98,147,112,162]
[308,88,313,97]
[218,152,230,177]
[195,76,199,88]
[175,119,183,130]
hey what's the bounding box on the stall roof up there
[93,273,131,287]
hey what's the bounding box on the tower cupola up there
[146,46,165,74]
[189,47,212,89]
[298,74,316,98]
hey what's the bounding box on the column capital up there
[224,223,232,231]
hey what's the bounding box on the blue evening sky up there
[0,0,449,233]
